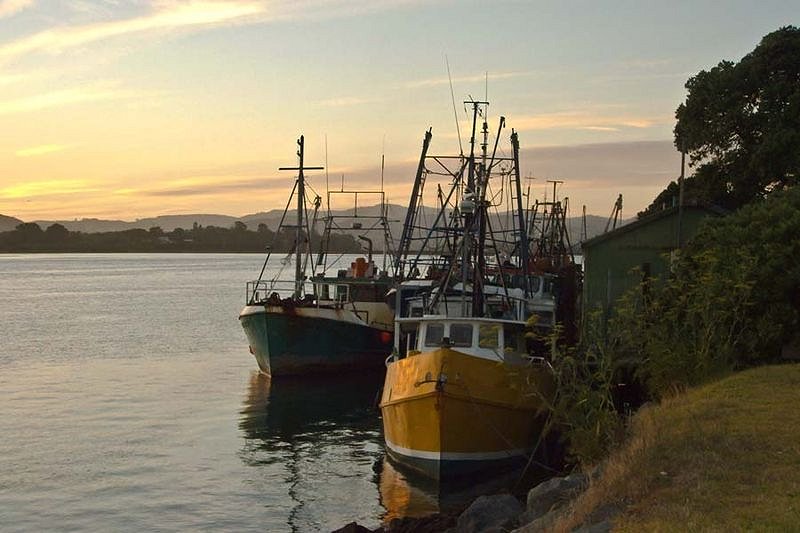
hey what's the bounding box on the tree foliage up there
[620,186,800,396]
[644,26,800,214]
[0,222,363,254]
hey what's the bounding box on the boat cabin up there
[395,316,528,361]
[393,277,556,327]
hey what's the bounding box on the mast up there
[278,135,323,299]
[465,100,488,317]
[296,137,305,297]
[421,101,532,317]
[511,130,529,296]
[395,129,432,279]
[464,101,479,316]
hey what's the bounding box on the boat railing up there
[245,279,308,304]
[246,279,366,310]
[404,289,555,324]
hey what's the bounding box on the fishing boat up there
[239,136,396,376]
[380,102,564,480]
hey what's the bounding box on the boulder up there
[454,493,523,533]
[331,522,372,533]
[383,514,456,533]
[525,473,587,518]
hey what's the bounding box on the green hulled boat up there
[239,135,398,376]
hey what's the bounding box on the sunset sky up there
[0,0,795,221]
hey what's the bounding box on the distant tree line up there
[0,221,363,253]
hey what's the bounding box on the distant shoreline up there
[0,250,386,254]
[0,223,364,255]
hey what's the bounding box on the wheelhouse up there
[395,316,529,361]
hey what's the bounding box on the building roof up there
[581,202,727,250]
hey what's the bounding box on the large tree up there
[645,26,800,214]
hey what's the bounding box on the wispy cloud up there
[15,143,73,157]
[127,174,281,198]
[314,96,379,107]
[511,111,668,132]
[0,85,139,114]
[580,126,620,132]
[0,73,34,86]
[406,71,529,89]
[0,1,266,62]
[0,179,96,199]
[0,0,33,19]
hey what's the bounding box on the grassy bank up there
[557,364,800,531]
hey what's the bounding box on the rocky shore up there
[334,471,613,533]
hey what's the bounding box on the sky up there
[0,0,796,222]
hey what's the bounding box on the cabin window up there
[406,331,417,354]
[542,278,553,295]
[424,323,444,347]
[529,276,541,293]
[335,285,349,302]
[316,284,330,300]
[450,323,473,347]
[478,323,500,349]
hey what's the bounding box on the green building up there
[581,204,724,315]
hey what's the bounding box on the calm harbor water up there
[0,253,452,532]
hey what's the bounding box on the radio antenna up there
[445,54,464,156]
[324,134,330,194]
[381,133,386,192]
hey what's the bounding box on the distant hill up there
[238,204,625,247]
[31,218,132,233]
[0,214,23,232]
[31,214,238,233]
[13,205,627,244]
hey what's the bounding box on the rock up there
[525,473,588,519]
[382,513,456,533]
[331,522,373,533]
[512,507,563,532]
[454,493,523,533]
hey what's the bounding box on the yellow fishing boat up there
[381,101,570,480]
[380,316,554,480]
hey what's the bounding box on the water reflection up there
[238,371,551,529]
[239,371,384,445]
[377,456,548,522]
[239,371,386,531]
[378,458,440,520]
